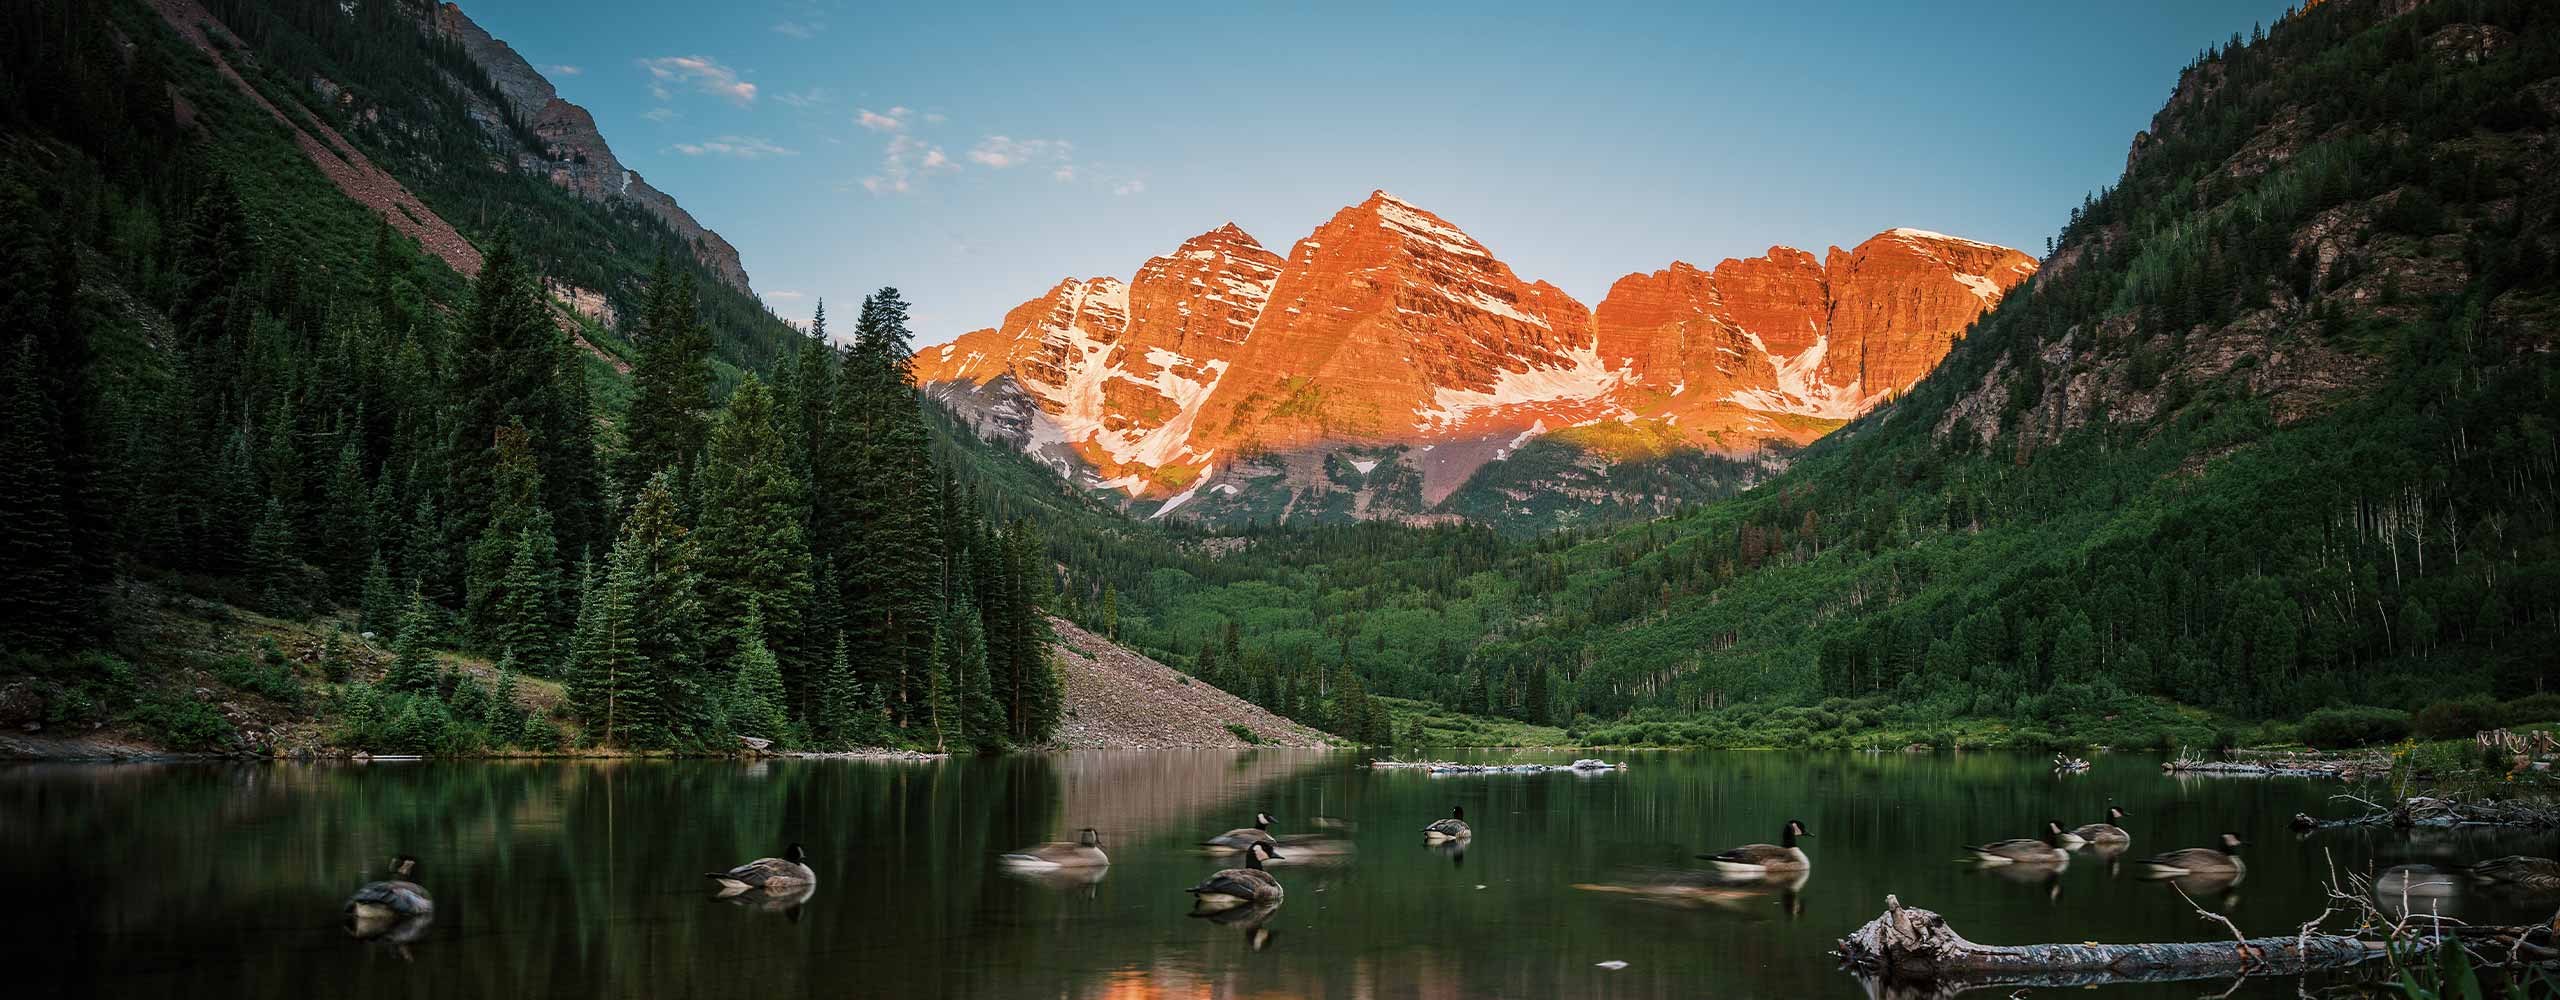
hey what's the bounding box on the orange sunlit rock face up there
[913,193,2035,498]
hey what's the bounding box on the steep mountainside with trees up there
[980,0,2560,749]
[0,0,1074,754]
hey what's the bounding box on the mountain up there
[915,192,2034,530]
[1011,0,2560,748]
[426,2,752,294]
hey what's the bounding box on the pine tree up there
[947,589,1005,750]
[496,525,565,674]
[834,289,941,729]
[618,256,713,500]
[542,331,603,565]
[383,587,440,694]
[0,340,76,651]
[464,424,553,645]
[570,539,655,747]
[817,632,873,747]
[488,663,526,747]
[726,619,790,742]
[442,233,558,588]
[693,375,812,679]
[607,470,701,743]
[245,497,299,612]
[316,437,373,599]
[360,551,399,637]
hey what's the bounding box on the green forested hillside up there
[0,0,1062,754]
[974,0,2560,749]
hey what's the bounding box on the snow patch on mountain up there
[1720,332,1878,420]
[1416,344,1626,430]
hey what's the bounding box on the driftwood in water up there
[2162,748,2389,779]
[1835,895,2377,990]
[2293,794,2560,832]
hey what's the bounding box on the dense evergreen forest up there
[0,0,1063,753]
[982,0,2560,750]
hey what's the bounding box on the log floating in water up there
[2293,794,2560,831]
[1834,895,2378,987]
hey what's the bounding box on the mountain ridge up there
[916,190,2034,528]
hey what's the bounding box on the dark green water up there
[4,750,2551,998]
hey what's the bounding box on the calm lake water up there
[4,750,2551,998]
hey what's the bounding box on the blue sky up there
[463,1,2300,344]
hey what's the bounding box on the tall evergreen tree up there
[0,341,76,651]
[693,375,812,680]
[464,424,555,645]
[442,233,557,588]
[383,588,440,694]
[618,256,714,501]
[496,525,565,674]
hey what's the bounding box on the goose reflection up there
[1964,858,2066,902]
[1429,838,1467,867]
[2146,870,2244,909]
[1190,898,1282,951]
[2072,839,2129,877]
[1266,832,1357,866]
[713,880,817,921]
[1573,867,1808,918]
[1001,862,1110,894]
[2373,864,2465,925]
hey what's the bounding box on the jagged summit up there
[915,192,2035,519]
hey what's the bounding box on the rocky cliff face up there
[429,3,752,293]
[916,191,2035,522]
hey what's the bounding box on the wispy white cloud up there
[1052,166,1077,182]
[777,88,829,109]
[855,106,912,132]
[769,290,807,300]
[640,55,756,105]
[862,133,954,194]
[771,20,819,38]
[544,64,583,77]
[641,107,680,122]
[923,112,947,124]
[671,135,795,158]
[967,136,1070,169]
[1113,179,1147,196]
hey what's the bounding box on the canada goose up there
[1187,841,1286,910]
[2063,805,2132,847]
[1000,828,1110,870]
[1699,819,1812,872]
[1969,822,2072,865]
[2465,855,2560,890]
[2141,832,2247,876]
[1423,806,1472,842]
[1204,812,1278,851]
[344,855,434,925]
[706,843,817,891]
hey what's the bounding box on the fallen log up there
[1835,895,2378,988]
[2293,794,2560,832]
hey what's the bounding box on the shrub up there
[2298,705,2411,749]
[214,654,303,706]
[2412,697,2501,740]
[1225,722,1263,745]
[2500,693,2560,728]
[133,694,236,751]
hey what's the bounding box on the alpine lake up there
[6,750,2548,999]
